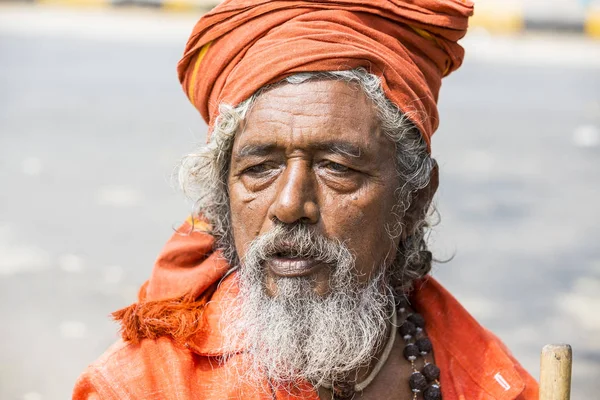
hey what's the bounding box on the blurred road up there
[1,4,599,400]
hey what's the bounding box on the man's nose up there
[268,161,320,225]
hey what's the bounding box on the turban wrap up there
[177,0,474,150]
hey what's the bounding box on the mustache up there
[244,223,352,265]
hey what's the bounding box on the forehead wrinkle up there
[252,97,360,117]
[250,102,371,133]
[242,114,381,154]
[266,80,368,99]
[256,80,372,110]
[238,80,383,156]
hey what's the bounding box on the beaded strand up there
[325,297,441,400]
[397,297,441,400]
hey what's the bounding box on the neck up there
[356,305,397,387]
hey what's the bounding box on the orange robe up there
[73,221,538,400]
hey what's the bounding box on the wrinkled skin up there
[227,79,439,399]
[228,80,402,297]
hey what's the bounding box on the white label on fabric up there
[494,373,511,391]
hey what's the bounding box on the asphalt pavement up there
[1,4,599,400]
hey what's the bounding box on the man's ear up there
[402,160,439,238]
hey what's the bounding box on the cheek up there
[228,181,273,256]
[322,187,398,275]
[325,185,396,235]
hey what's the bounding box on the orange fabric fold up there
[177,0,474,150]
[76,232,538,399]
[97,220,538,400]
[112,219,231,345]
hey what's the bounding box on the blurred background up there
[1,0,599,399]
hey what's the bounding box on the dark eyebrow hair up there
[235,141,363,159]
[312,141,362,158]
[235,144,277,159]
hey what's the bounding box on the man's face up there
[228,80,401,296]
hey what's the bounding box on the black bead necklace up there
[327,297,442,400]
[397,297,442,400]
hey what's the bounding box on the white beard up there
[221,224,394,387]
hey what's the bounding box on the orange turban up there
[177,0,473,149]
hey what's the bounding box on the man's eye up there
[324,161,351,173]
[242,164,274,175]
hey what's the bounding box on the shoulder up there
[412,277,539,399]
[485,330,539,400]
[73,338,198,400]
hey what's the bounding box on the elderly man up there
[74,1,538,399]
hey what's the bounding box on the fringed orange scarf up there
[112,219,230,345]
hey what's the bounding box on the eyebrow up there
[236,144,277,159]
[235,141,363,159]
[315,141,362,158]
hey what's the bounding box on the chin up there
[224,264,393,386]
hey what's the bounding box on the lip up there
[266,257,325,277]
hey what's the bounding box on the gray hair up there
[178,68,435,292]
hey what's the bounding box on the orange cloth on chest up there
[177,0,474,150]
[74,219,538,399]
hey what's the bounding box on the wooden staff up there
[539,344,572,400]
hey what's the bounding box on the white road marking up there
[1,4,599,68]
[0,4,196,44]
